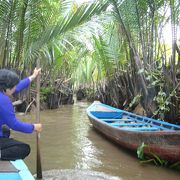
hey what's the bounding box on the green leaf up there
[137,142,146,160]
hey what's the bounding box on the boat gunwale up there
[0,160,35,180]
[87,102,180,134]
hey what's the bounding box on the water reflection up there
[72,103,103,169]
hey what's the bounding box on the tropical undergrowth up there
[78,0,180,124]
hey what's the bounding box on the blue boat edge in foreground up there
[0,159,35,180]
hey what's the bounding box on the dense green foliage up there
[0,0,179,122]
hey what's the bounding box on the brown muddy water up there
[13,101,180,180]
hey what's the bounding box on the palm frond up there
[25,0,109,61]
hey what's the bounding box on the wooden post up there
[36,58,42,179]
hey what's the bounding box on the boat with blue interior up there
[87,101,180,162]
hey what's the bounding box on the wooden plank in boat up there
[121,127,160,131]
[0,161,18,172]
[101,119,132,122]
[111,123,146,126]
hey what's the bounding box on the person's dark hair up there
[0,69,19,92]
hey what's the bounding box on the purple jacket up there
[0,78,34,137]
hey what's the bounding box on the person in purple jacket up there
[0,68,42,160]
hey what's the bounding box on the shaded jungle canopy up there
[0,0,179,124]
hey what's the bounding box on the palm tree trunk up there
[110,0,148,97]
[13,0,28,68]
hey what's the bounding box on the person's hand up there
[29,67,41,82]
[34,123,42,133]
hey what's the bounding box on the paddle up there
[36,59,42,179]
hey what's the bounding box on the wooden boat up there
[86,101,180,162]
[0,159,34,180]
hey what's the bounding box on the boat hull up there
[87,102,180,162]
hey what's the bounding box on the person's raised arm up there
[15,68,41,93]
[29,68,41,82]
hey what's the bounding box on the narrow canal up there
[14,101,180,180]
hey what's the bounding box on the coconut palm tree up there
[0,0,109,69]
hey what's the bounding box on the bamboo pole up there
[36,58,42,179]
